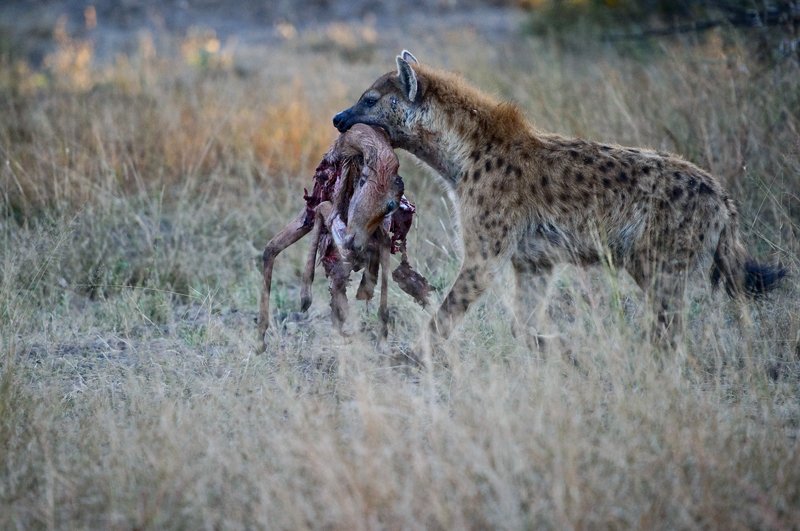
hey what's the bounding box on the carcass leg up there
[356,249,380,302]
[379,235,391,340]
[300,214,324,312]
[327,258,352,333]
[258,209,313,346]
[313,202,353,333]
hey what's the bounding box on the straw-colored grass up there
[1,18,798,529]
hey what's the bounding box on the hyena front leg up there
[429,261,491,338]
[419,222,514,361]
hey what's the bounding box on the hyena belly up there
[513,141,730,289]
[512,222,603,273]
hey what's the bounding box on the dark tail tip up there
[744,260,787,295]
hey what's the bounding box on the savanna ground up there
[1,1,800,528]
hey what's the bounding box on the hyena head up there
[333,50,424,150]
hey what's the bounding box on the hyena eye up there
[363,96,379,107]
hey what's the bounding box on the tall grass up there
[1,18,799,529]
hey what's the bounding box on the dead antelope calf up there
[258,124,431,347]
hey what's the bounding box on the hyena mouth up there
[333,111,389,138]
[332,110,354,133]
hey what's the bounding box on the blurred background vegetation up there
[525,0,798,30]
[525,0,798,55]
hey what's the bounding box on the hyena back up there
[333,51,785,349]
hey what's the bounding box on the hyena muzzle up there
[333,50,786,359]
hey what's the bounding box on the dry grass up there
[1,17,799,529]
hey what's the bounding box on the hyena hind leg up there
[510,257,553,353]
[630,264,688,349]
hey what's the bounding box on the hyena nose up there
[333,110,349,133]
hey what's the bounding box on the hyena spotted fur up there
[333,51,785,352]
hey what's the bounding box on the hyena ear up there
[396,55,418,102]
[400,50,418,64]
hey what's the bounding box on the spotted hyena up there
[333,50,785,354]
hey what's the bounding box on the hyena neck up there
[402,64,531,189]
[401,120,465,186]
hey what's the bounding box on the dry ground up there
[1,3,800,529]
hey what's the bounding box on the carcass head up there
[335,124,404,254]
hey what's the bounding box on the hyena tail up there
[710,218,786,297]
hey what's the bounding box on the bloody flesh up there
[258,124,431,345]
